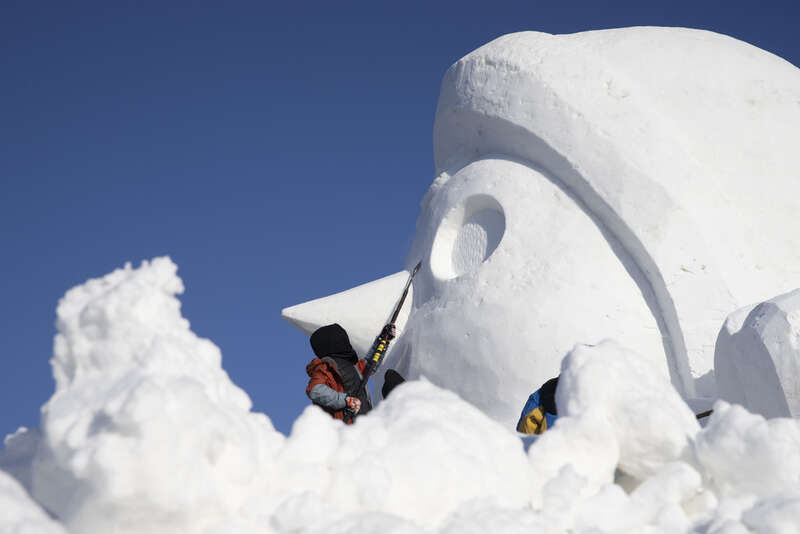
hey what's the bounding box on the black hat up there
[540,376,559,415]
[310,323,357,361]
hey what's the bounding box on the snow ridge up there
[2,258,800,533]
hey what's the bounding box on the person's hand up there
[345,396,361,414]
[381,324,397,340]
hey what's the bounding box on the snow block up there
[715,289,800,418]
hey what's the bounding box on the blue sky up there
[2,1,798,436]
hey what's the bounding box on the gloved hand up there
[345,396,361,414]
[381,324,397,340]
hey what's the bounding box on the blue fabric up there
[518,390,542,427]
[545,411,558,429]
[517,389,558,431]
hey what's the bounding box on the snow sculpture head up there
[284,27,800,426]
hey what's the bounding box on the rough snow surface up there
[4,258,800,533]
[715,289,800,418]
[555,341,699,481]
[33,258,286,532]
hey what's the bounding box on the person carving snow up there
[305,323,374,422]
[516,376,559,435]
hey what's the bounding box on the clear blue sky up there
[2,1,798,436]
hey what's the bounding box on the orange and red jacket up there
[306,357,367,422]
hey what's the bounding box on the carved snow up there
[715,289,800,418]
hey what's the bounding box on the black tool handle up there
[344,261,422,424]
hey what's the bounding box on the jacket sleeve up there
[306,360,333,396]
[309,384,348,409]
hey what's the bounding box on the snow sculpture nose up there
[281,270,414,357]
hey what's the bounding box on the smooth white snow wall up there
[715,289,800,418]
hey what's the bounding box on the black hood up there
[540,376,559,415]
[310,323,358,362]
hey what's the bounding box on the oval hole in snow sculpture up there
[430,195,506,280]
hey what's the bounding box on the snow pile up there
[0,470,67,534]
[716,289,800,418]
[271,381,529,533]
[554,341,699,481]
[3,258,800,533]
[2,258,529,533]
[30,258,285,532]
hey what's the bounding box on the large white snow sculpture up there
[283,27,800,425]
[715,289,800,418]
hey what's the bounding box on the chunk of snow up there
[693,401,800,498]
[34,257,285,533]
[0,427,41,495]
[0,470,67,534]
[715,288,800,418]
[557,340,699,480]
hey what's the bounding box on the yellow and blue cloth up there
[516,377,559,435]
